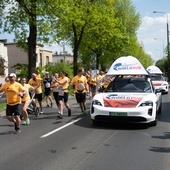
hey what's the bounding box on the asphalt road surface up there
[1,94,170,170]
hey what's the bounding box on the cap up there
[45,72,49,74]
[9,73,16,77]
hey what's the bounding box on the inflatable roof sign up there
[146,65,163,74]
[106,56,148,76]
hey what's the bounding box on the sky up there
[132,0,170,62]
[0,0,170,62]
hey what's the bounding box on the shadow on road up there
[149,147,170,153]
[74,114,150,130]
[157,102,170,123]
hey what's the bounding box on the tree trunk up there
[73,46,78,76]
[27,15,37,79]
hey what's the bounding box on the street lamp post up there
[153,11,170,59]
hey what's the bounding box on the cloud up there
[137,14,168,61]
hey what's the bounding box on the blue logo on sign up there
[106,94,118,99]
[113,63,122,71]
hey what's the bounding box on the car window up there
[105,77,152,93]
[150,74,164,81]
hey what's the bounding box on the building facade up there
[0,40,8,78]
[5,42,52,73]
[52,53,73,64]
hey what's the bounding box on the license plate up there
[109,112,127,116]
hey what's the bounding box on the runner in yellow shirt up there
[56,71,71,119]
[28,73,43,114]
[20,77,39,125]
[0,73,26,134]
[70,67,89,115]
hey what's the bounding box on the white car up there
[90,56,162,126]
[90,76,162,126]
[146,65,169,94]
[150,74,169,94]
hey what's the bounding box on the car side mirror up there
[98,87,104,93]
[155,88,162,94]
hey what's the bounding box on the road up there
[0,94,170,170]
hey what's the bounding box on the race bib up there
[78,83,85,91]
[45,82,51,88]
[58,87,64,96]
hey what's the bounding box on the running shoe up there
[84,110,88,115]
[68,109,71,116]
[14,129,21,134]
[40,111,43,114]
[22,121,27,125]
[58,114,63,119]
[46,104,50,108]
[26,118,30,125]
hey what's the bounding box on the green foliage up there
[0,101,6,112]
[0,0,155,76]
[11,63,29,79]
[40,62,74,79]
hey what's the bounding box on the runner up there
[51,73,60,114]
[43,72,53,108]
[70,67,89,115]
[20,77,39,125]
[57,71,71,119]
[28,73,43,114]
[0,73,26,134]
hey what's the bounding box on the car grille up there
[95,115,147,123]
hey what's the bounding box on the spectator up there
[0,73,26,134]
[70,67,89,115]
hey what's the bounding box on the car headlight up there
[91,100,102,113]
[139,101,153,107]
[92,100,102,106]
[162,83,168,86]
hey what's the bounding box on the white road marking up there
[40,118,82,138]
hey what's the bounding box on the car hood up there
[93,93,157,108]
[152,80,168,87]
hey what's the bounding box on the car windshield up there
[105,77,152,93]
[150,74,165,81]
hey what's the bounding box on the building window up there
[40,53,42,67]
[46,56,49,64]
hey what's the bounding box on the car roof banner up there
[146,65,163,74]
[106,56,148,76]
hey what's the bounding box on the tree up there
[47,0,117,75]
[0,0,53,78]
[0,57,5,75]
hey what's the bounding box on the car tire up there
[157,105,162,114]
[92,119,98,125]
[150,115,157,126]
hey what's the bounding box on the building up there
[5,41,52,73]
[52,52,73,64]
[0,40,8,83]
